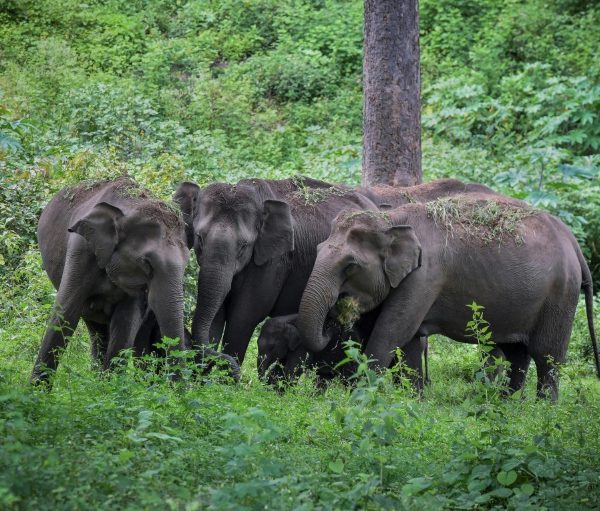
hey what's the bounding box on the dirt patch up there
[64,176,148,203]
[135,200,184,236]
[114,178,153,200]
[396,190,417,204]
[63,178,113,204]
[426,195,537,245]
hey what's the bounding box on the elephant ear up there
[383,225,422,288]
[68,202,124,269]
[285,318,302,351]
[173,182,201,249]
[254,199,294,266]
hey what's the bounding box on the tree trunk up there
[362,0,422,187]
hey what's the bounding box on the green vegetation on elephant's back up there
[0,0,599,509]
[426,196,538,245]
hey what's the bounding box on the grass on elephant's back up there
[426,195,538,245]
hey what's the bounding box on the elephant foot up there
[30,369,53,390]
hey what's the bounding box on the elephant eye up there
[345,261,360,276]
[139,256,153,278]
[238,241,248,257]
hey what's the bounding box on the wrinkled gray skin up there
[298,196,600,400]
[32,177,239,385]
[258,311,429,387]
[174,177,377,364]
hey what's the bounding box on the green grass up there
[289,175,350,205]
[334,296,361,329]
[1,265,599,509]
[426,196,537,245]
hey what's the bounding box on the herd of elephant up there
[31,175,600,400]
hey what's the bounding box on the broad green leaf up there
[497,470,518,486]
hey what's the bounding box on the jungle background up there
[0,0,599,509]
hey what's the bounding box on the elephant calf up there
[257,312,429,387]
[297,195,600,400]
[33,177,239,385]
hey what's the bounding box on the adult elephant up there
[297,195,600,400]
[174,177,377,364]
[32,177,239,384]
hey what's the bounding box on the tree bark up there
[362,0,422,187]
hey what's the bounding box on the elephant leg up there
[221,314,264,365]
[33,304,82,382]
[104,296,146,370]
[422,337,431,385]
[497,343,530,394]
[209,302,227,347]
[531,355,560,401]
[32,238,97,383]
[221,273,283,364]
[392,336,426,391]
[480,345,507,382]
[528,308,571,401]
[364,281,434,373]
[133,309,159,357]
[84,319,108,368]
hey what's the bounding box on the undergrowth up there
[1,283,598,509]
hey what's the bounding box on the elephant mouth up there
[106,271,147,294]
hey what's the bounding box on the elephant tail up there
[578,246,600,379]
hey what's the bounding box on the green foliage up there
[0,0,599,509]
[0,105,33,157]
[0,174,46,273]
[334,296,361,330]
[424,64,600,155]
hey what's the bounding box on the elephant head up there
[257,315,310,384]
[69,199,190,349]
[174,182,294,348]
[298,210,421,352]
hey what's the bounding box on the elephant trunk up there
[148,262,187,351]
[256,344,273,380]
[298,262,341,352]
[197,345,241,382]
[148,258,240,380]
[191,236,236,347]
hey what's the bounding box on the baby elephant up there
[257,312,429,387]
